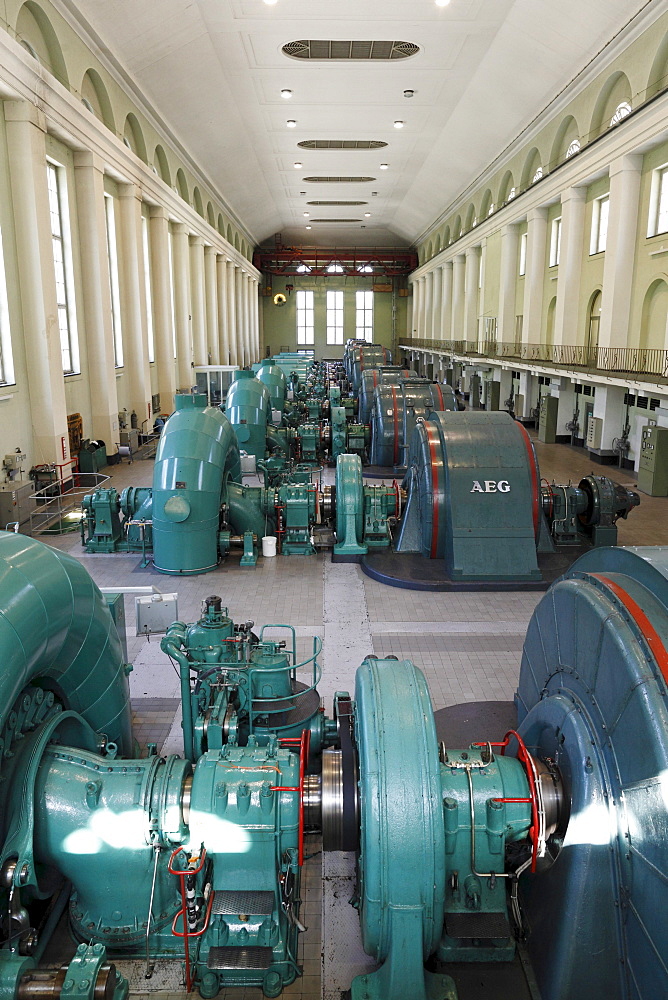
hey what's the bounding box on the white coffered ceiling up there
[61,0,652,249]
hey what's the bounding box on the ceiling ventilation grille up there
[282,40,419,61]
[307,201,367,206]
[298,140,387,150]
[303,176,375,183]
[310,219,362,223]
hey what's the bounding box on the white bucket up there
[262,535,277,557]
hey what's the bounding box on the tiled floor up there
[32,430,668,1000]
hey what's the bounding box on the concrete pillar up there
[241,272,251,365]
[251,277,260,361]
[410,278,420,338]
[117,184,152,428]
[171,223,192,390]
[149,206,176,407]
[441,262,453,342]
[226,261,238,365]
[73,150,118,445]
[452,255,466,343]
[498,224,520,344]
[217,256,230,363]
[423,271,434,343]
[463,247,480,349]
[432,267,442,341]
[599,154,643,350]
[3,101,69,466]
[189,236,206,367]
[554,188,586,348]
[204,246,219,365]
[522,207,548,344]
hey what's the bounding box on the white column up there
[522,208,548,344]
[117,184,151,428]
[451,254,466,343]
[599,154,643,349]
[251,277,260,360]
[149,206,176,407]
[217,256,230,363]
[171,223,192,390]
[226,261,238,365]
[189,236,207,367]
[498,224,520,345]
[410,278,420,338]
[431,267,443,341]
[4,101,69,466]
[423,271,434,342]
[554,187,586,347]
[441,262,453,342]
[241,272,251,365]
[204,246,219,365]
[73,150,118,445]
[464,247,480,349]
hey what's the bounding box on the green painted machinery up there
[224,372,273,462]
[0,533,309,999]
[333,454,399,558]
[396,410,639,582]
[343,344,393,392]
[369,379,458,468]
[160,595,333,762]
[256,364,287,416]
[81,486,152,555]
[358,366,418,424]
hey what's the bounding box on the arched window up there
[609,101,632,126]
[566,139,581,158]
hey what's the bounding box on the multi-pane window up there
[0,227,14,385]
[610,101,631,127]
[104,195,123,368]
[590,195,610,255]
[356,290,373,342]
[519,232,528,276]
[141,216,155,363]
[326,290,344,345]
[549,217,562,267]
[47,161,79,374]
[648,166,668,237]
[296,290,314,345]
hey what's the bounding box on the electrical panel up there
[486,381,501,411]
[514,393,525,419]
[587,416,603,450]
[135,593,179,636]
[539,394,558,443]
[637,424,668,496]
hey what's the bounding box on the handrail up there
[28,470,111,535]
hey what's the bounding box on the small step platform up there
[212,890,275,915]
[206,946,273,971]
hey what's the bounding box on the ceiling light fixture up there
[294,161,302,168]
[393,120,404,129]
[403,89,415,98]
[380,163,389,170]
[364,212,371,217]
[286,120,297,128]
[305,225,312,230]
[435,0,451,6]
[263,0,278,5]
[280,89,293,99]
[303,212,310,217]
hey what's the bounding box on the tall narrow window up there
[326,290,344,345]
[356,290,373,342]
[549,217,562,267]
[168,231,177,358]
[141,216,155,363]
[296,290,314,345]
[590,195,610,254]
[0,227,15,386]
[104,195,123,368]
[648,166,668,237]
[519,232,528,276]
[47,161,79,374]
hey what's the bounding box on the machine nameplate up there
[470,480,511,493]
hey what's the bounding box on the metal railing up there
[402,339,668,380]
[29,469,110,535]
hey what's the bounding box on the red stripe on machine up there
[391,386,399,465]
[436,383,444,410]
[426,422,440,559]
[516,421,539,538]
[591,574,668,684]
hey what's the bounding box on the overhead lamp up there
[300,191,306,195]
[303,212,310,217]
[435,0,451,6]
[263,0,278,5]
[305,225,312,230]
[403,89,415,98]
[280,89,293,99]
[380,163,389,170]
[286,120,297,128]
[393,120,404,129]
[294,161,302,168]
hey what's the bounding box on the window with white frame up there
[609,101,631,127]
[648,165,668,237]
[356,290,373,342]
[296,290,314,345]
[104,194,123,368]
[326,290,344,345]
[566,138,581,158]
[519,232,528,276]
[47,161,79,374]
[590,195,610,255]
[549,217,562,267]
[141,216,155,363]
[0,227,15,386]
[532,167,543,183]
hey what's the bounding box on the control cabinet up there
[539,393,559,443]
[637,424,668,496]
[0,480,36,533]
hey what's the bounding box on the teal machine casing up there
[224,372,273,462]
[370,380,458,468]
[257,364,288,416]
[152,394,241,575]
